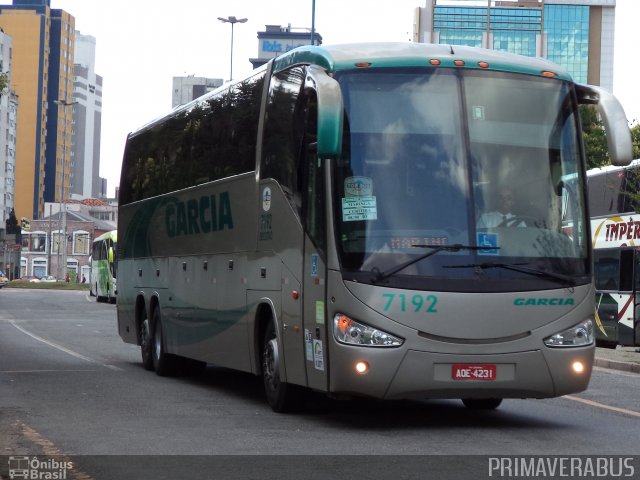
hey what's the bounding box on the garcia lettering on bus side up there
[165,192,234,238]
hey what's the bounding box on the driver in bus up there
[478,187,526,228]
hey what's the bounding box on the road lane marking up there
[9,320,122,371]
[1,369,101,373]
[564,395,640,418]
[18,420,95,480]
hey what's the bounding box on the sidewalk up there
[594,346,640,374]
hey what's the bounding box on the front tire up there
[461,398,503,410]
[262,320,303,413]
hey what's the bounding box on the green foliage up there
[580,105,609,169]
[631,121,640,160]
[5,209,19,234]
[0,71,7,93]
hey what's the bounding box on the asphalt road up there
[1,289,639,479]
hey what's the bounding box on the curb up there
[594,357,640,374]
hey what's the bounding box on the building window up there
[32,258,47,278]
[21,232,47,253]
[51,230,63,254]
[73,231,90,255]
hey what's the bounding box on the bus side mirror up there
[576,84,633,167]
[306,65,343,158]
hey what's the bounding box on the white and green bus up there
[589,161,640,348]
[90,229,117,303]
[117,43,632,412]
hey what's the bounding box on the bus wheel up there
[151,307,175,376]
[461,398,502,410]
[95,284,103,302]
[262,320,303,413]
[140,316,154,371]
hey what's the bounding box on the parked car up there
[39,275,57,283]
[11,275,38,283]
[0,271,8,288]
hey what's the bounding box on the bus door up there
[633,250,640,346]
[301,88,329,392]
[594,247,639,346]
[301,155,328,391]
[260,66,328,391]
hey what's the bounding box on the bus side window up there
[619,249,634,292]
[594,249,619,291]
[635,250,640,292]
[261,66,306,216]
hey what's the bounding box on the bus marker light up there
[541,70,557,78]
[478,61,490,69]
[354,62,372,68]
[429,59,441,66]
[355,361,369,374]
[292,290,299,300]
[454,60,465,66]
[572,361,585,374]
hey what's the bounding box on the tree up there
[0,71,8,95]
[631,121,640,160]
[5,208,19,234]
[580,105,609,169]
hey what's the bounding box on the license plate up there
[452,364,497,381]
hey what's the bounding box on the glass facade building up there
[419,1,616,90]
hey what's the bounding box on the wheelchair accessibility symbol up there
[477,232,499,255]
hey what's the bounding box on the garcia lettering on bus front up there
[514,297,574,306]
[165,192,233,238]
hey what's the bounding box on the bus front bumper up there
[328,345,594,400]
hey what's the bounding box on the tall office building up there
[250,25,323,69]
[172,76,223,108]
[72,31,105,199]
[0,27,17,225]
[0,0,75,220]
[414,0,615,91]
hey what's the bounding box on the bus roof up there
[127,42,573,139]
[273,42,573,81]
[93,229,117,243]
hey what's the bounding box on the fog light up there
[572,361,584,374]
[355,361,369,374]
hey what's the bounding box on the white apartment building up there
[0,27,17,224]
[72,31,105,199]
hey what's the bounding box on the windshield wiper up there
[370,244,490,284]
[445,262,576,286]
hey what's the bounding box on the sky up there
[3,0,639,197]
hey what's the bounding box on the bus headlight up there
[544,319,594,347]
[333,314,404,347]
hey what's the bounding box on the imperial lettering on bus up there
[605,220,640,242]
[165,192,234,237]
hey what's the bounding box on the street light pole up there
[54,99,77,280]
[217,16,247,81]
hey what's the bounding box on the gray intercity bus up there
[117,43,632,411]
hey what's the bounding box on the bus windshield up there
[333,68,589,291]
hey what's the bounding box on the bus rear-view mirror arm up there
[576,84,633,167]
